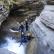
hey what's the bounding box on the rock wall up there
[30,5,54,54]
[0,0,44,32]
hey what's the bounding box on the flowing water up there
[0,36,26,54]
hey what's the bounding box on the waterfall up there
[1,37,26,54]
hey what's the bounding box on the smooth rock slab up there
[30,5,54,54]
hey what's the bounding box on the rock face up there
[26,38,38,54]
[0,0,44,32]
[0,48,15,54]
[0,0,54,27]
[0,0,26,26]
[30,5,54,54]
[0,1,9,26]
[47,0,54,5]
[40,5,54,30]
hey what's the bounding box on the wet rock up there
[0,0,44,28]
[0,0,44,27]
[0,0,44,31]
[47,0,54,5]
[30,5,54,54]
[9,1,44,19]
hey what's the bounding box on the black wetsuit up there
[25,21,28,31]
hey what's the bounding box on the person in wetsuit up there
[25,19,29,31]
[18,32,34,46]
[19,22,24,37]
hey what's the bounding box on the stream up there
[0,32,26,54]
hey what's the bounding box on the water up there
[1,37,26,54]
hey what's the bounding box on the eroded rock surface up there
[0,1,9,26]
[0,0,44,32]
[30,5,54,54]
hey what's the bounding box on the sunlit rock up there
[40,5,54,29]
[30,5,54,54]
